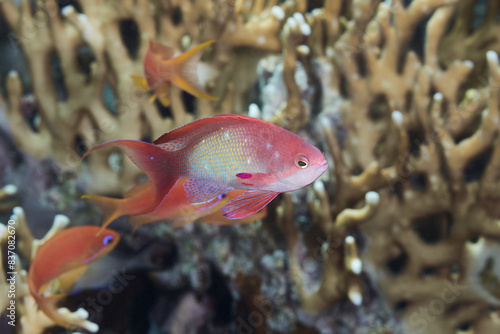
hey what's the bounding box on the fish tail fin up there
[36,295,78,330]
[170,40,219,101]
[82,195,125,234]
[82,140,178,216]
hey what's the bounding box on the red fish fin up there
[149,39,175,60]
[183,177,232,204]
[131,75,150,91]
[222,191,278,219]
[129,214,157,227]
[170,40,218,101]
[202,206,268,225]
[82,140,178,216]
[82,195,124,233]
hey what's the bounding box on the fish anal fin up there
[81,195,124,233]
[222,190,278,219]
[156,82,171,106]
[183,178,232,205]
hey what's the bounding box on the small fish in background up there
[131,39,218,106]
[130,184,267,229]
[82,114,328,223]
[27,226,120,330]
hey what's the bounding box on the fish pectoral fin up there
[131,75,150,91]
[221,190,279,219]
[183,178,232,205]
[56,266,88,293]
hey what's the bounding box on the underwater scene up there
[0,0,500,333]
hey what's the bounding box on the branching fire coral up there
[2,0,500,333]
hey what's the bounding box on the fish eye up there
[294,154,309,169]
[102,235,114,245]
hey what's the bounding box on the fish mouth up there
[319,160,328,172]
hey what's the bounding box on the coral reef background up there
[1,0,500,333]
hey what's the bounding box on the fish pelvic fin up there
[131,75,150,91]
[82,195,124,234]
[82,140,178,216]
[222,190,278,219]
[170,40,219,101]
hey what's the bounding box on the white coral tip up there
[345,235,355,244]
[61,5,75,16]
[293,13,305,24]
[271,6,285,20]
[248,103,261,118]
[0,224,6,236]
[348,290,363,306]
[8,70,18,78]
[350,258,362,274]
[464,60,474,68]
[85,322,99,333]
[486,50,499,64]
[75,308,89,318]
[13,206,24,216]
[433,92,443,101]
[4,185,17,195]
[300,23,311,36]
[297,45,310,56]
[391,111,403,125]
[365,191,379,205]
[53,214,70,228]
[313,180,325,192]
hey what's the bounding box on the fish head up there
[81,227,121,264]
[268,138,328,192]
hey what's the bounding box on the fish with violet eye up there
[131,39,218,106]
[27,226,120,331]
[82,114,328,222]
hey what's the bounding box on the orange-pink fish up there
[83,114,327,221]
[27,226,120,330]
[131,39,218,106]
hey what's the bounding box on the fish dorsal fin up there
[154,114,241,147]
[169,40,218,101]
[149,39,175,60]
[221,190,278,219]
[183,177,233,205]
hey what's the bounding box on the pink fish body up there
[83,114,327,219]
